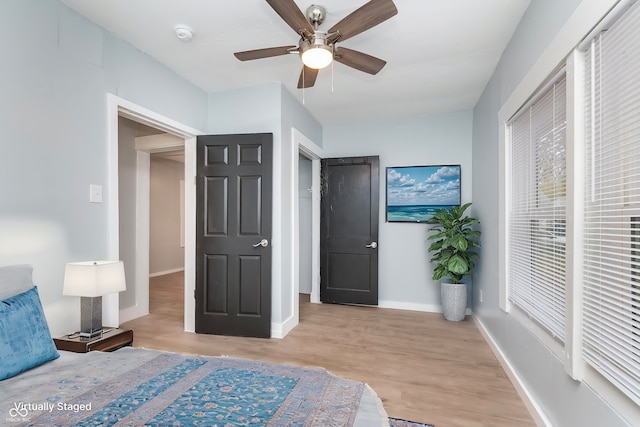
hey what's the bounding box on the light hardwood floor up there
[121,272,536,427]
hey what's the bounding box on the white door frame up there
[106,94,202,331]
[292,128,324,308]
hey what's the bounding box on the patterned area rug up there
[20,348,384,426]
[389,417,435,427]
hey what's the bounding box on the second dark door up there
[320,156,379,305]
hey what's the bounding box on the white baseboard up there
[378,300,473,315]
[149,267,184,278]
[119,304,149,324]
[473,314,551,427]
[271,314,298,339]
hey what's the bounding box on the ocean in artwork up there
[387,204,455,223]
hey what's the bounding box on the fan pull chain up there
[331,60,334,93]
[302,66,306,105]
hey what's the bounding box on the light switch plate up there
[90,184,103,203]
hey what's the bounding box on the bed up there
[0,265,389,426]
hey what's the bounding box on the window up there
[507,73,568,342]
[582,1,640,404]
[499,0,640,420]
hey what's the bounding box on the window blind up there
[583,0,640,405]
[507,73,567,341]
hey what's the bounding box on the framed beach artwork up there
[386,164,461,223]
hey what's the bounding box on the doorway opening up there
[298,152,313,297]
[292,127,324,318]
[106,94,200,332]
[117,119,186,326]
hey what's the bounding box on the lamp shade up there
[63,261,126,297]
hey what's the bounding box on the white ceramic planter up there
[440,282,467,321]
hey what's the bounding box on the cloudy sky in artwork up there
[387,165,461,206]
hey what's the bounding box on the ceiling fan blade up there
[328,0,398,42]
[297,66,319,89]
[266,0,313,36]
[334,47,387,75]
[234,45,296,61]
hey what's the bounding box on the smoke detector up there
[175,25,194,42]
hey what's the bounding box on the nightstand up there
[54,327,134,353]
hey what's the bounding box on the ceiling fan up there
[234,0,398,89]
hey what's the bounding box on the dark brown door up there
[321,156,379,305]
[195,134,272,337]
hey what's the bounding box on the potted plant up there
[427,202,481,321]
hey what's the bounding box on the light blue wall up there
[323,112,473,310]
[0,0,207,336]
[207,83,281,134]
[472,0,629,425]
[280,87,323,148]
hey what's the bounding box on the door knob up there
[253,239,269,248]
[366,241,378,249]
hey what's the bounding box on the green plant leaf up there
[447,254,469,275]
[428,240,444,252]
[449,234,468,251]
[464,230,481,238]
[427,231,446,240]
[432,264,448,281]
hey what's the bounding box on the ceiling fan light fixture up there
[234,0,398,88]
[302,46,332,69]
[300,37,333,69]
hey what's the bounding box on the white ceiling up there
[61,0,530,125]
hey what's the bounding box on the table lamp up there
[63,261,126,338]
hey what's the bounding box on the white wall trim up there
[135,133,185,152]
[106,94,202,331]
[104,95,121,327]
[270,129,283,338]
[118,150,151,324]
[292,128,325,307]
[271,313,298,339]
[183,136,197,332]
[473,314,551,427]
[289,135,300,336]
[379,300,472,315]
[111,95,202,137]
[119,304,144,326]
[149,267,185,278]
[564,50,586,380]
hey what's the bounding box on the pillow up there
[0,286,60,380]
[0,264,34,299]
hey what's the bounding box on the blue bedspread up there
[0,347,388,426]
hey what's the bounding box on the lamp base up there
[80,296,103,338]
[78,330,103,339]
